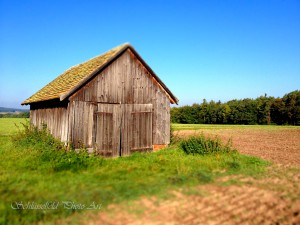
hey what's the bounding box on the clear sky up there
[0,0,299,108]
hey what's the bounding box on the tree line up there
[0,112,29,118]
[171,90,300,125]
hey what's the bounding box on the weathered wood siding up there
[30,106,69,142]
[129,104,153,151]
[67,101,95,148]
[68,102,153,156]
[69,49,170,147]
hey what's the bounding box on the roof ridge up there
[71,42,130,69]
[61,43,131,74]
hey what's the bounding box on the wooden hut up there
[22,43,178,157]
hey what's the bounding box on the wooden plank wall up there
[70,49,170,147]
[68,102,153,156]
[120,104,153,156]
[30,107,69,142]
[68,101,96,148]
[95,104,121,157]
[129,104,153,153]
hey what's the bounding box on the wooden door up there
[70,101,96,149]
[94,104,153,157]
[94,104,121,157]
[121,104,153,156]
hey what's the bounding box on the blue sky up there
[0,0,299,108]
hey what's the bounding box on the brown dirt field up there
[82,128,300,225]
[86,165,300,225]
[175,128,300,167]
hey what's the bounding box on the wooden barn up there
[22,43,178,157]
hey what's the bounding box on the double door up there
[94,104,153,157]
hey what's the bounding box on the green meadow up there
[0,118,28,136]
[0,118,270,225]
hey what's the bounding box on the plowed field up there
[175,127,300,167]
[88,165,300,225]
[85,126,300,225]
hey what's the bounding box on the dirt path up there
[175,128,300,167]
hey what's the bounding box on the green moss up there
[22,43,128,104]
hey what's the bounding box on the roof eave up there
[21,96,60,105]
[127,46,179,104]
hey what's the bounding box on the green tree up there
[170,90,299,126]
[270,98,286,125]
[282,90,300,125]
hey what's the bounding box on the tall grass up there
[0,122,269,225]
[11,122,102,172]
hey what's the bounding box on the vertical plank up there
[128,104,152,153]
[94,104,120,157]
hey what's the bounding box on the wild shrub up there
[12,121,101,172]
[12,121,64,150]
[180,135,236,155]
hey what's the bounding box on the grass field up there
[0,118,27,136]
[0,119,299,224]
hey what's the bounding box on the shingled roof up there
[22,43,178,105]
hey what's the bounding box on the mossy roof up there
[22,43,178,105]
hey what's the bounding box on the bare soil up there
[85,128,300,225]
[175,128,300,167]
[87,166,300,225]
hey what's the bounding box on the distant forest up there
[171,90,300,125]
